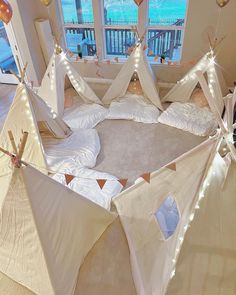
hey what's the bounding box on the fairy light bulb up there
[189,213,194,221]
[170,270,175,279]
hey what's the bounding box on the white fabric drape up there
[102,44,163,111]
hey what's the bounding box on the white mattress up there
[63,96,108,129]
[52,166,123,210]
[158,102,218,136]
[42,128,100,170]
[106,93,160,123]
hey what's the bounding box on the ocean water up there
[61,0,187,25]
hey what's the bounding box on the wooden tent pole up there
[8,131,17,154]
[0,146,13,158]
[15,55,23,81]
[18,132,28,161]
[0,131,29,168]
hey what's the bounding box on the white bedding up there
[63,96,108,129]
[42,128,100,170]
[106,93,160,123]
[52,166,123,210]
[158,102,218,136]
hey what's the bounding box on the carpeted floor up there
[95,119,205,186]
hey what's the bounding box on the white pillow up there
[158,102,218,136]
[63,103,109,129]
[106,94,160,124]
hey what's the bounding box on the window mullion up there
[92,0,105,60]
[138,0,148,43]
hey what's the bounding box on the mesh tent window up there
[155,196,180,240]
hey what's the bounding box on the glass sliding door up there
[0,21,19,84]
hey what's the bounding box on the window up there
[59,0,188,61]
[147,0,187,61]
[155,196,180,239]
[104,0,138,57]
[61,0,96,56]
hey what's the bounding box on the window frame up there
[58,0,188,63]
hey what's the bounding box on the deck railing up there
[64,18,184,59]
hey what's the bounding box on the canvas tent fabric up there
[38,51,102,117]
[0,163,115,295]
[112,87,236,295]
[102,44,163,111]
[0,83,71,175]
[113,137,220,295]
[163,51,225,115]
[166,156,236,295]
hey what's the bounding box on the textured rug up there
[95,119,205,186]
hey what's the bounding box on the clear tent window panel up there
[61,0,94,24]
[155,196,180,240]
[148,0,187,26]
[104,0,138,25]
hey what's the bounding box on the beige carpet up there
[95,119,205,186]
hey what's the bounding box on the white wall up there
[9,0,49,85]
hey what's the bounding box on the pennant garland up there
[127,46,134,55]
[96,69,104,78]
[118,179,128,188]
[83,59,88,64]
[96,179,107,190]
[61,164,177,190]
[114,57,119,63]
[95,60,100,67]
[143,44,148,51]
[154,55,159,61]
[65,174,75,185]
[141,173,151,184]
[166,162,177,171]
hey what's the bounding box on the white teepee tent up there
[102,43,163,111]
[0,82,71,174]
[166,155,236,295]
[113,85,236,294]
[113,137,219,295]
[0,84,233,295]
[163,51,227,115]
[38,50,102,117]
[0,149,115,295]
